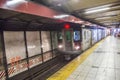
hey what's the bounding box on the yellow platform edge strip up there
[47,39,105,80]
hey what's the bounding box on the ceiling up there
[32,0,120,28]
[0,8,61,24]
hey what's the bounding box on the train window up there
[26,31,42,68]
[65,31,71,42]
[87,31,90,39]
[74,31,80,41]
[0,33,6,80]
[4,31,28,77]
[41,31,51,53]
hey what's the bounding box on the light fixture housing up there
[85,5,111,14]
[53,14,69,19]
[85,7,110,14]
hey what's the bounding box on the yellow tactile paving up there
[47,39,105,80]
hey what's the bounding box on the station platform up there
[47,36,120,80]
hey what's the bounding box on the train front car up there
[57,23,82,60]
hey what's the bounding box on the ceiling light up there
[3,0,27,8]
[74,21,84,24]
[53,14,69,19]
[95,16,112,20]
[85,7,110,14]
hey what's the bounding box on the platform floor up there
[47,36,120,80]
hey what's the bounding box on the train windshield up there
[74,31,80,41]
[65,31,71,42]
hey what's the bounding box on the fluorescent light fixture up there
[6,0,27,5]
[3,0,27,8]
[95,16,112,20]
[85,7,110,14]
[74,21,84,24]
[53,14,69,19]
[99,21,112,23]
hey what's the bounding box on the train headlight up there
[75,46,80,50]
[58,44,63,48]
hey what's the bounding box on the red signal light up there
[64,24,70,29]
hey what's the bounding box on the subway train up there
[56,23,110,60]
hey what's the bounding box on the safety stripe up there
[0,70,5,78]
[8,67,15,76]
[47,39,105,80]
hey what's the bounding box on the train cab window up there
[74,31,80,41]
[65,31,71,42]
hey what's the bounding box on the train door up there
[97,29,102,41]
[94,29,98,43]
[87,30,92,47]
[92,29,97,45]
[63,29,73,51]
[82,29,87,50]
[82,29,92,50]
[91,29,95,45]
